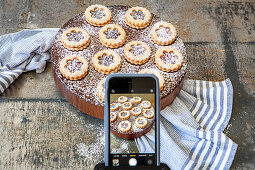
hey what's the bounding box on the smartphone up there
[104,73,160,169]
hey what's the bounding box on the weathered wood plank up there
[0,100,104,170]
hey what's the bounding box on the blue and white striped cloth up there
[0,28,58,93]
[0,29,237,169]
[136,79,237,169]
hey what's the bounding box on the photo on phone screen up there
[105,74,160,167]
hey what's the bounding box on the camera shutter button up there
[129,158,137,166]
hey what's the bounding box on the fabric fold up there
[0,28,58,93]
[136,79,237,170]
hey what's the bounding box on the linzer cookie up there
[118,121,132,132]
[155,46,183,72]
[150,21,177,45]
[125,7,152,29]
[131,107,142,116]
[85,5,112,26]
[99,24,126,48]
[61,27,90,51]
[143,109,154,119]
[135,117,148,128]
[132,97,142,104]
[124,41,151,65]
[59,55,89,80]
[92,49,121,74]
[118,111,131,120]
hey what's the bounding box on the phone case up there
[104,73,161,167]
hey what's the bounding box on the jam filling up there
[130,45,145,56]
[160,52,178,64]
[131,10,145,20]
[121,122,129,128]
[91,8,106,19]
[105,28,120,39]
[138,119,145,125]
[67,31,84,42]
[65,59,83,73]
[156,26,172,38]
[145,110,153,116]
[133,107,140,113]
[98,54,114,66]
[143,101,150,107]
[121,112,128,117]
[124,103,131,107]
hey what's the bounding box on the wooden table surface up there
[0,0,254,169]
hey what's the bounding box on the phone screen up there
[107,76,158,167]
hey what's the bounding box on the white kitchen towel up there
[0,28,58,93]
[136,79,237,170]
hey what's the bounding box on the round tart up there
[118,121,132,132]
[139,68,165,91]
[131,97,142,104]
[118,96,128,103]
[92,49,121,74]
[135,117,148,128]
[61,27,90,51]
[110,95,155,139]
[150,21,177,45]
[143,109,154,119]
[155,46,183,72]
[110,112,117,122]
[122,102,133,110]
[131,107,142,116]
[96,77,106,101]
[85,5,112,26]
[99,24,126,48]
[124,41,151,65]
[110,103,119,111]
[59,55,89,80]
[118,111,131,120]
[125,7,152,29]
[141,101,151,109]
[52,6,186,120]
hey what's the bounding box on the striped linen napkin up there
[0,28,58,93]
[136,79,237,169]
[0,29,237,169]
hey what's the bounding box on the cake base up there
[52,68,184,119]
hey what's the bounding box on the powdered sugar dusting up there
[67,31,84,42]
[105,28,120,39]
[156,26,172,38]
[160,52,178,64]
[91,8,106,19]
[130,44,145,56]
[131,10,145,20]
[66,59,83,72]
[51,6,186,108]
